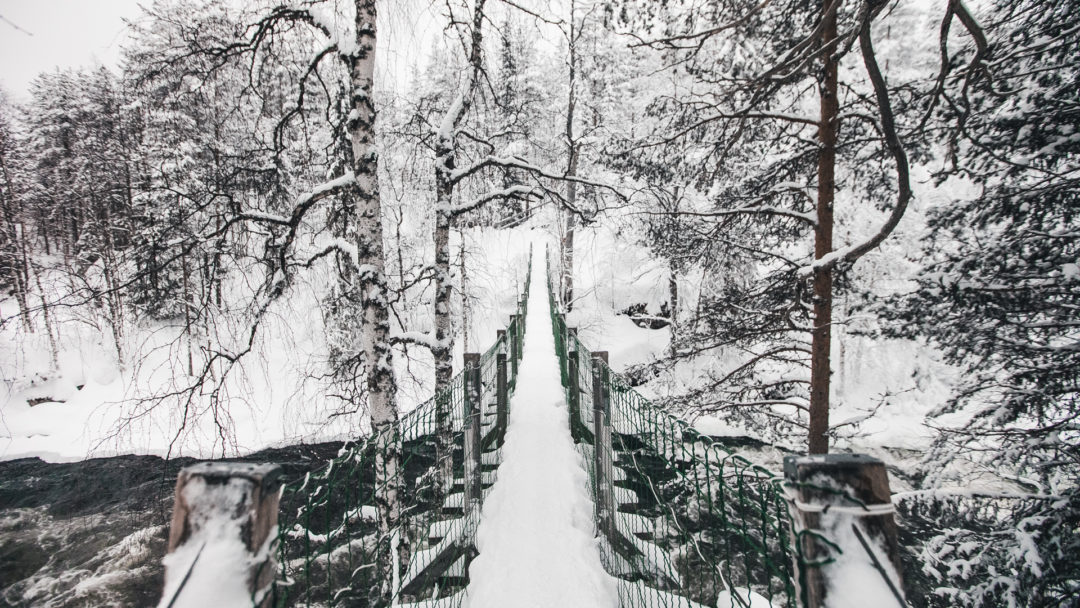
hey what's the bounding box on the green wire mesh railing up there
[271,249,532,607]
[546,255,799,608]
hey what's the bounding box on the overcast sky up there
[0,0,454,103]
[0,0,143,100]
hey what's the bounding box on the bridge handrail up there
[271,246,533,607]
[546,253,799,608]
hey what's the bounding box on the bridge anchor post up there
[591,351,615,540]
[509,315,520,383]
[162,462,282,607]
[516,303,525,356]
[783,453,906,608]
[463,353,483,509]
[496,331,508,447]
[567,328,582,442]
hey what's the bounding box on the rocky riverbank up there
[0,443,344,607]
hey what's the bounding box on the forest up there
[0,0,1076,606]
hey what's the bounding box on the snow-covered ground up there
[2,206,955,487]
[0,226,533,462]
[557,216,954,459]
[2,200,956,474]
[465,245,618,608]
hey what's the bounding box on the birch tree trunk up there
[668,268,678,350]
[432,0,487,498]
[433,116,457,500]
[561,190,576,311]
[561,0,579,312]
[344,1,405,602]
[460,231,469,352]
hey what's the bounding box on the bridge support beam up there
[463,353,483,509]
[784,454,906,608]
[591,351,615,540]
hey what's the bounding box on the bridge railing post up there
[516,301,525,355]
[556,315,569,388]
[509,315,520,383]
[566,328,581,442]
[162,462,282,607]
[783,454,906,608]
[591,351,615,540]
[463,353,483,509]
[495,331,508,447]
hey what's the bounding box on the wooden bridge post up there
[463,353,483,509]
[566,328,581,442]
[162,462,282,607]
[496,330,509,446]
[591,351,615,540]
[509,315,520,381]
[516,305,525,356]
[783,454,906,608]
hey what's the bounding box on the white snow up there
[465,247,618,608]
[157,476,261,608]
[619,580,713,607]
[716,586,772,607]
[0,223,534,463]
[819,515,905,608]
[1062,262,1080,280]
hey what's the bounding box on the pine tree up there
[618,0,915,450]
[0,92,33,330]
[887,1,1080,603]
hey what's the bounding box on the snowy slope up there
[0,224,534,462]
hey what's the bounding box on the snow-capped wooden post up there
[495,330,509,446]
[509,315,520,381]
[566,327,585,443]
[516,304,525,355]
[783,454,906,608]
[591,351,615,539]
[463,353,483,508]
[163,462,282,607]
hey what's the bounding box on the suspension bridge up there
[160,245,908,608]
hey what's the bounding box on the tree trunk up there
[103,243,124,366]
[668,267,678,353]
[182,251,194,376]
[344,1,405,602]
[809,0,840,456]
[432,0,486,392]
[433,145,456,502]
[432,0,487,502]
[433,171,454,386]
[561,0,578,312]
[460,230,469,352]
[0,153,32,330]
[34,269,59,370]
[561,194,576,311]
[101,205,124,365]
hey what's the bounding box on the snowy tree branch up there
[800,5,911,277]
